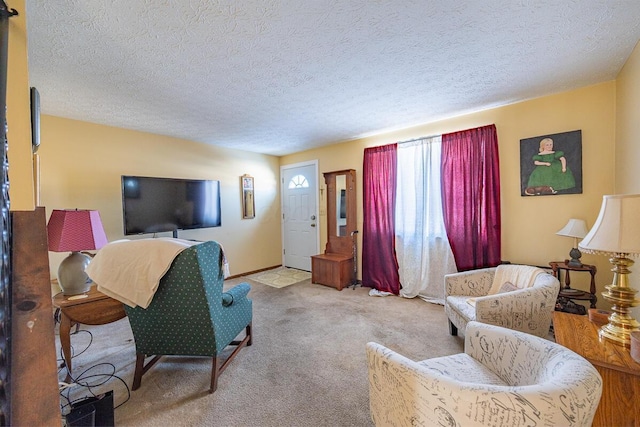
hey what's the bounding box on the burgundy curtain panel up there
[362,144,401,294]
[441,124,501,271]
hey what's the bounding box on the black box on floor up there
[66,391,114,427]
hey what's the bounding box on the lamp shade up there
[579,194,640,256]
[47,209,108,252]
[556,218,588,239]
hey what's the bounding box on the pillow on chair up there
[497,281,517,293]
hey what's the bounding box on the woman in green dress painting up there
[526,137,575,195]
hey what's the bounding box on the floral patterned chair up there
[444,264,559,338]
[124,241,252,393]
[366,321,602,427]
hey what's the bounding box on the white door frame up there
[280,160,320,268]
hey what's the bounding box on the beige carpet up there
[56,278,464,426]
[246,266,311,288]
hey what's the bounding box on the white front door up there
[281,161,319,271]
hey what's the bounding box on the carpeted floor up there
[56,278,464,426]
[246,267,312,288]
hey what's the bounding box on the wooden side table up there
[53,285,126,380]
[553,312,640,426]
[550,260,598,308]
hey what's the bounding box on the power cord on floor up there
[57,327,131,417]
[59,362,131,414]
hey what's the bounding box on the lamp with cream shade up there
[579,194,640,347]
[556,218,589,267]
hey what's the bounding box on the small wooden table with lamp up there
[53,285,126,381]
[549,260,597,308]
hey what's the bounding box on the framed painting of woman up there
[520,130,582,196]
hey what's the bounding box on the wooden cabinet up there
[311,253,354,291]
[311,169,357,290]
[553,312,640,426]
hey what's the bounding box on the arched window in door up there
[288,174,309,189]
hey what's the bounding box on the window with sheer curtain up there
[362,124,501,301]
[395,136,457,303]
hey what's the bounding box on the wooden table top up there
[53,284,112,308]
[553,311,640,376]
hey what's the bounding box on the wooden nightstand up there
[553,312,640,426]
[53,285,126,381]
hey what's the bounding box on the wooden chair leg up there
[209,323,252,393]
[210,356,220,393]
[132,353,162,391]
[132,353,145,390]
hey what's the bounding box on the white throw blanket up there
[488,264,544,294]
[467,264,544,307]
[86,238,210,308]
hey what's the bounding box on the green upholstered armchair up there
[124,241,252,393]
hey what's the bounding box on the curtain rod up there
[397,134,440,146]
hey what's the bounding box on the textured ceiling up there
[25,1,640,156]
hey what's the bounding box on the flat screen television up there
[121,175,221,237]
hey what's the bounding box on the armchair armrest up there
[222,282,251,306]
[473,280,559,338]
[445,267,495,297]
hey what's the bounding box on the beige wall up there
[38,116,282,277]
[615,40,640,318]
[6,0,35,211]
[283,82,617,305]
[616,40,640,194]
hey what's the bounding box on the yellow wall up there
[38,116,283,277]
[283,82,617,305]
[616,41,640,195]
[6,0,35,210]
[615,40,640,318]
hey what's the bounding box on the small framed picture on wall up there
[241,174,255,219]
[520,130,583,196]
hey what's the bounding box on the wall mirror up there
[336,174,347,236]
[323,169,356,256]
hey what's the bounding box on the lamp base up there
[58,251,92,296]
[567,247,583,268]
[599,256,640,347]
[599,312,640,347]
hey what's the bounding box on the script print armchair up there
[124,241,252,393]
[444,264,559,338]
[367,321,602,427]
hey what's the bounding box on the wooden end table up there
[53,285,126,381]
[553,312,640,426]
[550,260,598,308]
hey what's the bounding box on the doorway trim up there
[280,160,320,268]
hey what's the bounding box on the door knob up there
[310,215,316,220]
[311,223,316,227]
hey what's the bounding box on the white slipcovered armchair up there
[366,321,602,427]
[444,264,559,338]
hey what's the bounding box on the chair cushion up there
[418,353,505,386]
[447,295,477,320]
